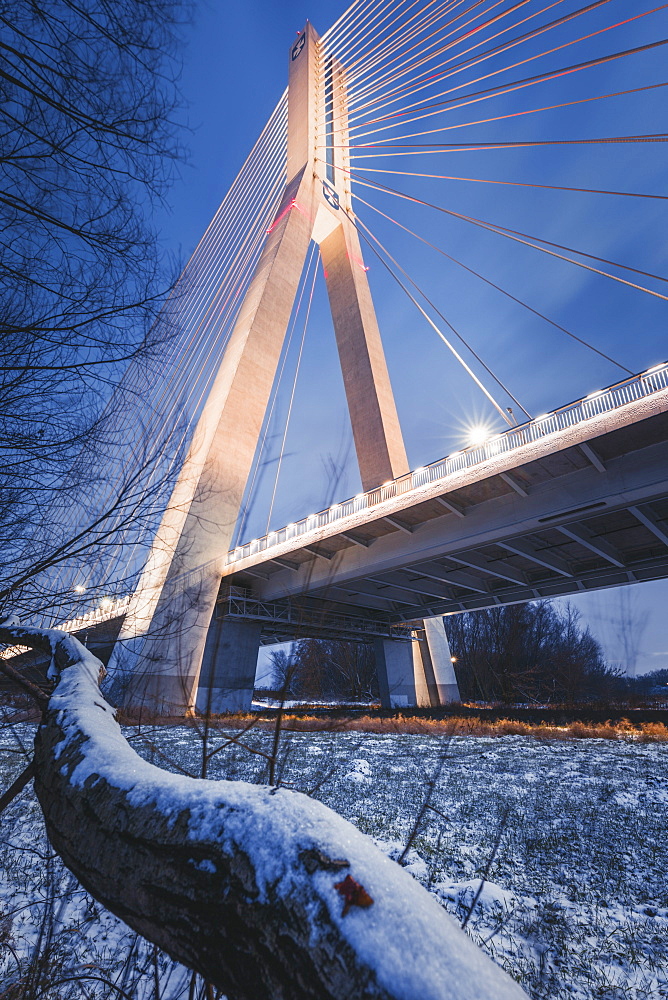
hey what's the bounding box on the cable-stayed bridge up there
[33,1,668,715]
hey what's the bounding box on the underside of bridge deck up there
[224,408,668,626]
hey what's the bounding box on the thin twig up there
[205,717,261,763]
[398,734,453,865]
[0,759,35,815]
[152,944,160,1000]
[33,975,136,1000]
[461,806,510,930]
[135,738,196,778]
[0,658,49,711]
[426,803,450,823]
[268,666,294,786]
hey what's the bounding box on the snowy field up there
[1,723,667,998]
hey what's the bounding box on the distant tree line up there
[627,668,668,699]
[269,639,379,703]
[268,602,624,705]
[446,602,621,704]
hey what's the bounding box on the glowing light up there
[451,656,457,663]
[73,585,85,594]
[466,425,492,448]
[100,598,112,611]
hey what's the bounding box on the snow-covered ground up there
[1,723,666,998]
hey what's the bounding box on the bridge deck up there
[221,367,668,625]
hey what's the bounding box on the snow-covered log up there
[0,624,527,1000]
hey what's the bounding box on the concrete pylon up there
[374,622,459,708]
[414,618,460,707]
[110,22,459,715]
[374,637,416,708]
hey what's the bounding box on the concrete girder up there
[556,523,625,568]
[628,504,668,548]
[579,442,606,472]
[434,496,466,517]
[302,545,335,560]
[498,538,573,577]
[381,515,414,535]
[326,585,399,613]
[227,401,668,594]
[369,573,454,602]
[340,531,373,547]
[339,578,428,609]
[412,561,490,594]
[447,550,528,585]
[499,471,528,497]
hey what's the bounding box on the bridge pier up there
[195,617,262,715]
[375,637,417,708]
[415,617,460,706]
[375,618,459,709]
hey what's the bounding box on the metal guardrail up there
[57,596,131,633]
[0,596,131,660]
[228,363,668,567]
[218,594,414,639]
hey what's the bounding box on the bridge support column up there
[195,617,262,715]
[375,638,418,708]
[415,617,460,706]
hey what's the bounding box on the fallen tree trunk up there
[0,623,527,1000]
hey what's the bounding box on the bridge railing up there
[228,363,668,566]
[1,595,132,659]
[217,594,414,639]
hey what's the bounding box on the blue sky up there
[154,0,668,676]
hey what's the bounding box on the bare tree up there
[0,0,187,621]
[446,601,615,704]
[268,646,295,696]
[290,639,379,702]
[610,588,650,679]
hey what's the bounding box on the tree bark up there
[0,623,527,1000]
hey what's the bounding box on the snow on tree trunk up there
[0,624,528,1000]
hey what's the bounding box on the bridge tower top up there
[288,23,352,234]
[286,23,318,183]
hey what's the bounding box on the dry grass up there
[157,711,668,742]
